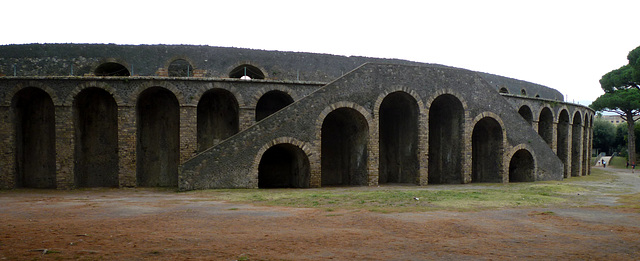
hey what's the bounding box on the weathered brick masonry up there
[0,44,593,190]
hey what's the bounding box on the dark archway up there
[379,92,419,184]
[582,115,590,176]
[258,144,310,188]
[73,88,119,187]
[229,64,265,79]
[12,87,56,188]
[472,117,503,183]
[428,94,464,184]
[321,108,369,186]
[168,59,192,77]
[499,87,509,94]
[255,90,293,121]
[509,149,535,182]
[518,105,533,126]
[538,107,553,147]
[557,110,570,178]
[571,112,583,177]
[136,87,180,187]
[197,89,239,152]
[95,62,130,76]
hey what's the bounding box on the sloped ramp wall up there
[179,63,564,190]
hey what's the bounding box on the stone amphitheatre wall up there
[0,44,593,190]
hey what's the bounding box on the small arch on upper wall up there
[520,88,527,96]
[93,58,131,76]
[228,62,267,80]
[167,57,195,77]
[499,87,509,94]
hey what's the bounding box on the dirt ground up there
[2,168,640,260]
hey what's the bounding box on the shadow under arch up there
[428,93,465,184]
[12,87,56,188]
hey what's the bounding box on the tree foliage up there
[600,45,640,92]
[590,88,640,119]
[592,118,616,154]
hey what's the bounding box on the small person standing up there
[632,162,636,173]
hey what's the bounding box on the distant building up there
[600,115,625,125]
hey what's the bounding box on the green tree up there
[592,118,616,154]
[600,45,640,92]
[591,89,640,164]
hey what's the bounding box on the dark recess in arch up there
[518,105,533,126]
[429,94,464,184]
[258,144,310,188]
[197,89,239,152]
[472,117,503,183]
[168,59,192,77]
[74,88,119,188]
[229,64,265,79]
[557,110,570,178]
[95,62,130,76]
[509,149,535,182]
[255,90,293,121]
[499,87,509,94]
[379,92,419,184]
[136,87,180,187]
[321,108,369,186]
[12,87,56,188]
[571,112,582,177]
[538,108,553,147]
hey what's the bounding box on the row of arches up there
[94,60,266,79]
[517,105,593,177]
[11,86,293,188]
[257,92,536,188]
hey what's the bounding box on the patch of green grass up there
[614,193,640,211]
[188,183,587,213]
[608,156,628,169]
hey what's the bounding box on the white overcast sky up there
[3,0,640,105]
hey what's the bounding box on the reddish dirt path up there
[2,169,640,260]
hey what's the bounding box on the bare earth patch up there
[2,168,640,260]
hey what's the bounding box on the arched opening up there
[258,144,310,188]
[557,110,570,178]
[571,112,583,177]
[518,105,533,126]
[379,92,419,184]
[12,87,56,188]
[321,108,369,186]
[255,90,293,121]
[509,149,535,182]
[168,59,192,77]
[95,62,130,76]
[582,115,590,176]
[197,89,239,152]
[136,87,180,187]
[73,88,119,187]
[520,89,527,95]
[229,64,265,79]
[538,107,553,147]
[472,117,503,183]
[499,87,509,94]
[428,94,464,184]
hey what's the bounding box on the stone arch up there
[319,105,370,186]
[255,90,294,121]
[167,58,194,77]
[136,87,180,187]
[378,91,420,184]
[557,109,570,178]
[94,58,130,76]
[428,93,465,184]
[65,82,124,106]
[197,88,240,152]
[571,111,583,177]
[582,113,590,176]
[518,105,533,126]
[499,87,509,94]
[228,62,267,79]
[73,87,119,187]
[131,83,186,106]
[255,138,311,188]
[471,114,505,183]
[520,88,527,96]
[538,107,554,147]
[508,145,536,182]
[5,83,60,106]
[191,84,244,108]
[11,87,56,188]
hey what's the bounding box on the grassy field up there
[185,170,624,213]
